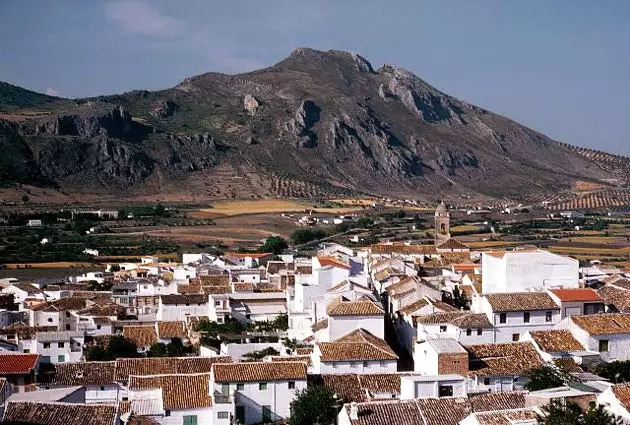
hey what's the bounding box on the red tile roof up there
[549,288,602,302]
[0,353,39,374]
[318,257,350,269]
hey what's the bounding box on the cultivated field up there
[199,199,362,217]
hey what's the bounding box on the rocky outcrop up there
[149,99,178,118]
[243,94,259,116]
[30,106,134,138]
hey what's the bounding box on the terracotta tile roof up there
[0,353,39,374]
[611,279,630,290]
[128,415,161,425]
[129,373,213,410]
[47,361,116,386]
[156,321,186,340]
[233,282,254,292]
[485,292,559,312]
[295,265,312,274]
[32,296,90,312]
[571,313,630,335]
[343,399,423,425]
[197,274,230,286]
[11,283,43,295]
[471,408,540,425]
[202,285,232,294]
[177,284,202,294]
[398,298,430,315]
[270,355,312,367]
[415,397,473,425]
[468,391,527,412]
[466,342,544,377]
[436,238,470,251]
[549,288,602,302]
[115,356,231,381]
[312,318,328,332]
[370,243,437,255]
[611,383,630,410]
[318,257,350,269]
[359,374,403,396]
[318,329,397,362]
[553,358,584,373]
[598,285,630,312]
[296,347,313,355]
[374,268,404,282]
[122,326,158,348]
[309,374,366,402]
[76,303,124,317]
[3,401,117,425]
[0,324,56,340]
[528,330,584,352]
[414,312,492,329]
[326,296,384,317]
[212,361,307,382]
[161,294,207,305]
[386,276,419,296]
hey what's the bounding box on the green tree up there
[85,335,139,361]
[291,228,326,245]
[356,217,373,228]
[261,236,288,255]
[525,363,573,391]
[166,338,191,357]
[451,286,469,310]
[594,360,630,383]
[273,313,289,331]
[539,401,622,425]
[289,385,339,425]
[148,342,168,357]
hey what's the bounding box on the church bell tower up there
[434,201,451,246]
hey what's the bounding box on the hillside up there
[0,48,628,205]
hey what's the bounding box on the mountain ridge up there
[0,48,628,205]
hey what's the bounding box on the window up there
[499,313,507,324]
[523,312,530,323]
[333,363,338,369]
[65,324,70,330]
[363,361,368,368]
[439,325,447,333]
[237,383,244,391]
[512,334,520,342]
[23,349,28,353]
[221,383,230,395]
[235,406,245,424]
[96,325,102,330]
[599,339,609,353]
[47,318,53,323]
[215,300,222,306]
[217,412,229,420]
[288,381,295,389]
[477,329,482,336]
[483,378,490,386]
[65,311,70,318]
[350,361,356,368]
[58,342,64,348]
[100,386,105,391]
[165,411,171,417]
[262,405,272,423]
[259,382,268,390]
[183,415,197,425]
[545,311,553,322]
[380,361,386,367]
[185,303,190,306]
[466,329,472,336]
[43,343,50,349]
[438,385,453,397]
[217,317,224,323]
[57,355,65,363]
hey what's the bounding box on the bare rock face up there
[243,94,260,116]
[149,99,178,118]
[290,100,321,148]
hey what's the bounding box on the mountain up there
[1,48,629,205]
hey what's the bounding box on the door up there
[221,383,230,395]
[262,405,272,423]
[236,406,245,424]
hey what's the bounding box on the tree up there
[594,360,630,383]
[539,400,622,425]
[86,280,113,292]
[291,228,326,245]
[356,217,373,228]
[525,363,573,391]
[261,236,288,255]
[451,286,468,310]
[148,342,168,357]
[85,335,139,361]
[289,385,339,425]
[21,195,29,204]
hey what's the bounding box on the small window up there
[523,312,530,323]
[288,381,295,389]
[57,355,65,363]
[439,325,447,332]
[183,415,197,425]
[100,386,105,391]
[483,378,490,385]
[217,412,229,419]
[363,361,368,368]
[215,301,221,306]
[512,333,520,342]
[122,397,129,402]
[350,361,356,368]
[185,303,190,306]
[165,411,171,417]
[58,342,64,348]
[477,329,482,336]
[259,382,268,390]
[43,343,50,349]
[65,324,70,330]
[96,325,102,330]
[237,383,244,391]
[379,361,386,367]
[545,311,553,322]
[333,363,338,369]
[466,329,472,336]
[47,318,53,323]
[499,313,507,324]
[438,385,453,397]
[599,339,609,352]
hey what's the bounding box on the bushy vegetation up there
[539,400,622,425]
[242,347,280,360]
[147,338,195,357]
[85,335,139,361]
[525,363,574,391]
[289,386,339,425]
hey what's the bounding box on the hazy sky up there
[0,1,628,155]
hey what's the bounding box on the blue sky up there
[0,1,628,155]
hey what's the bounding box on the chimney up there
[350,402,358,420]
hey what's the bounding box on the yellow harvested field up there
[451,225,481,232]
[567,236,626,244]
[465,241,523,248]
[202,200,361,216]
[549,246,630,255]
